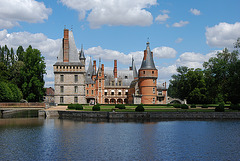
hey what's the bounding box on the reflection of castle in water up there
[53,29,167,105]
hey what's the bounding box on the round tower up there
[138,42,158,104]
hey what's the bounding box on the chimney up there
[165,82,166,88]
[63,29,69,62]
[114,60,117,78]
[101,64,104,73]
[144,50,147,60]
[93,60,96,73]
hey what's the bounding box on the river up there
[0,113,240,160]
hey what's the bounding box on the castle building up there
[53,29,167,104]
[53,29,86,104]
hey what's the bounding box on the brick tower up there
[138,42,158,104]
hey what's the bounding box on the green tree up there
[16,46,24,61]
[203,48,239,103]
[21,46,46,102]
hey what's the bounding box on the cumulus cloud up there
[176,51,218,69]
[60,0,157,28]
[206,22,240,48]
[172,20,189,27]
[190,8,201,15]
[152,47,177,58]
[175,38,183,43]
[0,30,61,87]
[155,14,170,23]
[0,0,52,29]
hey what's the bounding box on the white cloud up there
[155,14,170,23]
[176,51,218,69]
[175,38,183,43]
[0,0,52,29]
[60,0,157,28]
[206,22,240,48]
[160,10,170,14]
[172,20,189,27]
[152,47,177,58]
[190,8,201,15]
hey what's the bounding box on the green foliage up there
[115,104,126,109]
[0,45,46,102]
[215,103,225,112]
[68,104,75,110]
[173,104,181,108]
[75,104,83,110]
[135,104,145,112]
[190,104,196,108]
[8,83,22,102]
[202,104,208,108]
[92,103,101,111]
[181,104,189,109]
[230,104,240,110]
[0,81,22,102]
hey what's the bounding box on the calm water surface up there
[0,118,240,160]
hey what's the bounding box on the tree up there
[203,48,239,103]
[21,46,46,102]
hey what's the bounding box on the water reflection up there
[0,118,240,160]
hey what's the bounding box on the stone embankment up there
[39,109,240,120]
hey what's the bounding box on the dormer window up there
[125,76,128,79]
[119,81,122,86]
[143,71,145,74]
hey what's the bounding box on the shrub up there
[75,104,83,110]
[68,103,75,110]
[135,104,145,112]
[215,103,225,112]
[190,104,196,108]
[92,103,101,111]
[181,104,189,109]
[230,104,240,110]
[173,104,181,108]
[115,104,126,109]
[202,104,208,108]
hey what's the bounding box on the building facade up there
[53,29,167,104]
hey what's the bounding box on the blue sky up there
[0,0,239,87]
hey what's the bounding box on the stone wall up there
[41,110,240,120]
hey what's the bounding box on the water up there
[0,117,240,160]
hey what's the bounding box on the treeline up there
[168,38,240,104]
[0,45,46,102]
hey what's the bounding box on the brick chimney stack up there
[93,60,96,72]
[63,29,69,62]
[143,50,147,60]
[114,60,117,78]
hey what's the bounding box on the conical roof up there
[132,57,138,78]
[79,44,85,59]
[140,42,156,69]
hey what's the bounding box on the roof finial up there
[81,44,83,50]
[71,25,73,31]
[147,37,150,47]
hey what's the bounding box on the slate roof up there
[104,70,135,87]
[140,42,156,70]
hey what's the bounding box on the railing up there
[0,103,45,108]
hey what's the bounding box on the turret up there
[138,42,158,104]
[79,44,86,65]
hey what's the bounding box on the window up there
[87,84,89,87]
[112,81,114,86]
[119,81,121,86]
[118,92,121,95]
[125,91,128,95]
[87,90,89,94]
[153,88,155,94]
[92,90,94,95]
[99,72,102,76]
[74,97,78,103]
[75,75,78,82]
[125,76,128,79]
[60,75,64,82]
[152,71,154,74]
[143,71,145,74]
[105,92,107,95]
[74,86,78,93]
[92,84,93,87]
[153,79,156,84]
[60,97,64,103]
[111,91,114,95]
[60,86,64,93]
[153,98,155,104]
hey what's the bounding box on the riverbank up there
[39,107,240,120]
